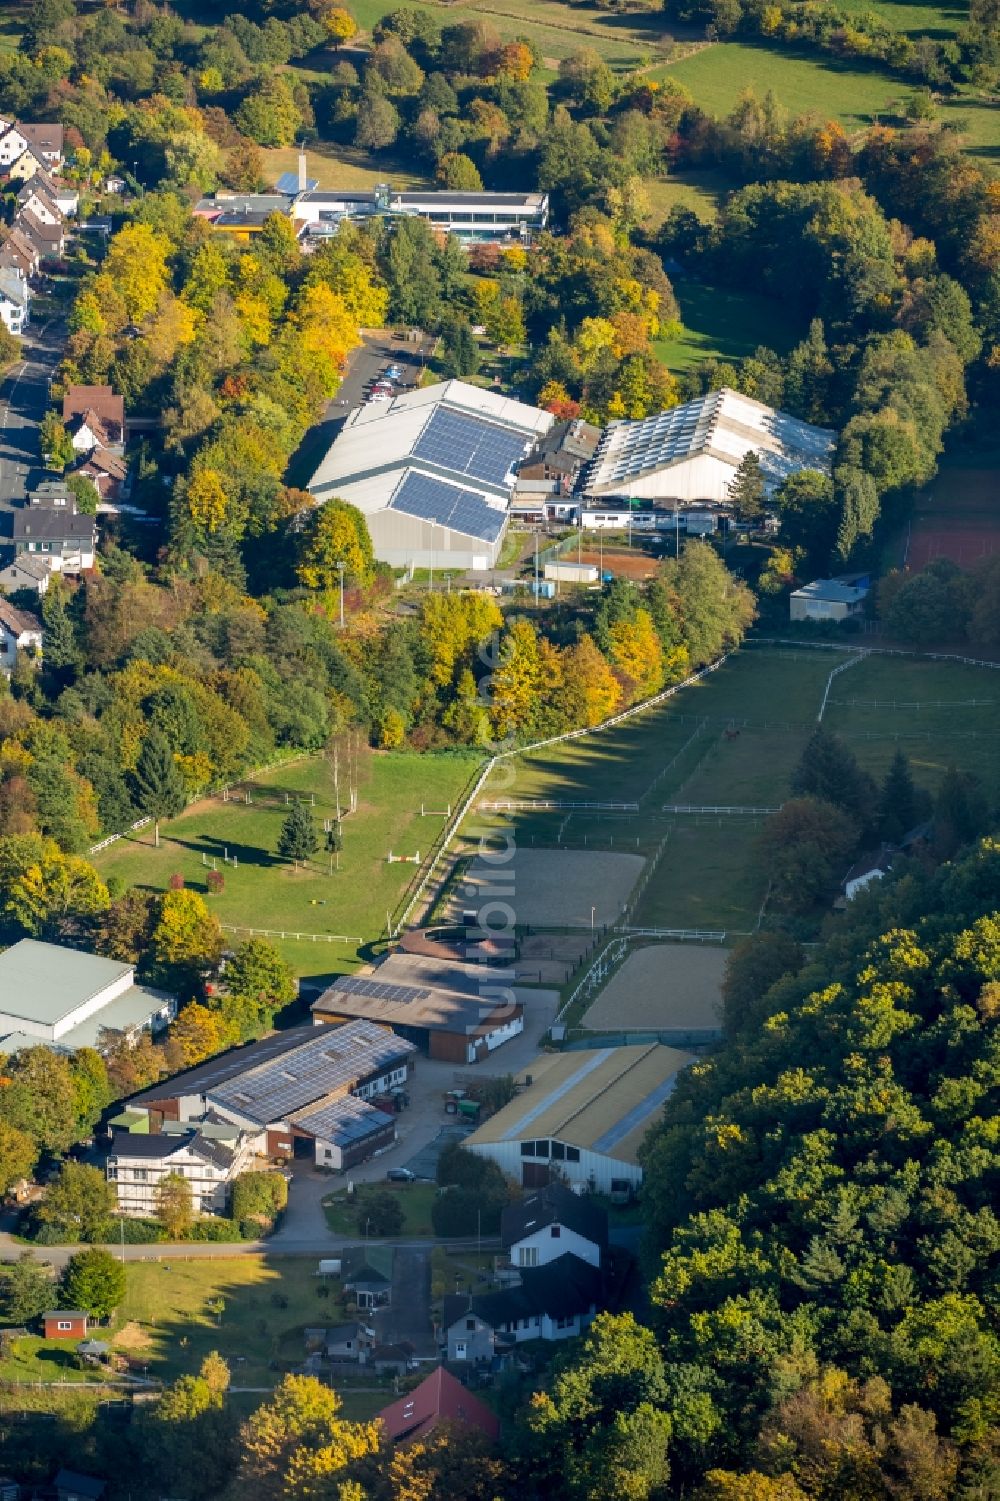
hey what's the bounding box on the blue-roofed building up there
[307,379,553,570]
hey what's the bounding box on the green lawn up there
[323,1182,437,1237]
[471,646,1000,931]
[652,41,1000,163]
[655,279,800,372]
[822,656,1000,798]
[348,0,676,67]
[646,169,730,229]
[261,142,431,194]
[0,1258,350,1389]
[94,751,481,976]
[835,0,965,38]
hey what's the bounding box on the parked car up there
[386,1167,415,1182]
[384,364,402,380]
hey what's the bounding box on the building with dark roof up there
[14,485,98,572]
[442,1251,605,1362]
[501,1182,608,1270]
[312,969,523,1064]
[107,1122,257,1218]
[377,1365,501,1446]
[307,379,552,571]
[125,1019,417,1170]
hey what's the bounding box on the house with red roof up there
[376,1365,500,1447]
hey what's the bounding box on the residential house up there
[342,1245,393,1310]
[15,176,62,226]
[19,207,65,262]
[0,124,30,168]
[19,122,64,169]
[107,1123,258,1217]
[0,596,43,670]
[77,445,129,503]
[442,1252,605,1362]
[324,1321,376,1362]
[501,1182,608,1272]
[0,552,51,597]
[0,265,29,335]
[6,146,48,185]
[54,1470,106,1501]
[377,1365,501,1446]
[63,385,126,450]
[0,224,41,279]
[14,485,98,572]
[44,1310,89,1340]
[370,1342,413,1376]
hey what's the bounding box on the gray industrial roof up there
[128,1024,319,1105]
[291,1093,394,1147]
[0,940,131,1025]
[792,578,868,603]
[314,973,517,1036]
[207,1019,416,1126]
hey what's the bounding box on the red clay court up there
[906,466,999,571]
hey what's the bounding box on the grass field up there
[262,143,431,194]
[471,647,1000,931]
[835,0,965,37]
[0,1258,355,1389]
[347,0,679,68]
[646,169,730,228]
[324,1182,437,1237]
[94,751,481,978]
[655,278,801,372]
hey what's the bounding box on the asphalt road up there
[0,316,64,539]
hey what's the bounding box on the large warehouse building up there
[124,1020,417,1170]
[465,1043,692,1194]
[0,939,175,1054]
[583,387,835,504]
[313,972,523,1064]
[307,380,552,571]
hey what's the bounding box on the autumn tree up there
[151,889,224,998]
[527,1312,672,1501]
[103,223,171,323]
[322,6,358,46]
[0,1120,38,1195]
[756,795,858,912]
[166,1002,233,1069]
[490,617,542,741]
[1,1252,53,1327]
[40,410,75,471]
[158,1171,194,1239]
[239,1374,381,1501]
[0,1046,79,1156]
[221,939,297,1040]
[297,499,375,592]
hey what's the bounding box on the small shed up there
[77,1339,110,1364]
[44,1310,89,1340]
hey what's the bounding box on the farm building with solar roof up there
[464,1042,693,1195]
[121,1019,417,1170]
[583,387,835,504]
[312,970,524,1064]
[307,380,553,570]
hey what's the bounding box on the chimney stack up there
[298,150,307,194]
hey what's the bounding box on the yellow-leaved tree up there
[240,1374,381,1501]
[185,468,230,535]
[607,608,664,703]
[563,635,622,726]
[490,617,542,741]
[103,223,171,323]
[297,499,375,592]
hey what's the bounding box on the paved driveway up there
[374,1245,435,1357]
[0,316,64,535]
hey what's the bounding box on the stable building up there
[0,939,176,1054]
[307,380,552,572]
[465,1043,692,1195]
[125,1019,417,1170]
[583,388,835,504]
[312,972,523,1065]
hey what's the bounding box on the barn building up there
[465,1043,692,1194]
[124,1020,417,1170]
[307,380,552,571]
[312,973,523,1065]
[583,387,835,504]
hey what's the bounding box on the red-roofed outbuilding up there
[377,1365,500,1447]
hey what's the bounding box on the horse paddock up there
[581,943,726,1031]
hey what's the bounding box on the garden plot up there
[459,848,644,928]
[581,943,726,1032]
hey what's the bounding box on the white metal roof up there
[585,388,835,496]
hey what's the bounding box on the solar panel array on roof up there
[590,400,717,486]
[412,407,528,486]
[390,472,506,543]
[335,975,432,1006]
[208,1018,415,1125]
[292,1094,393,1147]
